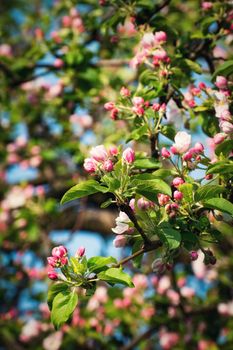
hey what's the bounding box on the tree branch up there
[114,239,162,268]
[119,203,152,246]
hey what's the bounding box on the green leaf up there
[178,183,194,203]
[160,124,176,140]
[98,268,134,287]
[212,60,233,80]
[194,185,226,202]
[202,114,219,137]
[159,224,181,250]
[215,140,233,157]
[87,256,117,273]
[126,125,148,142]
[101,175,120,192]
[134,158,161,169]
[51,290,78,329]
[134,178,171,199]
[152,169,174,178]
[61,180,108,204]
[202,198,233,216]
[206,162,233,175]
[47,283,69,310]
[70,257,86,275]
[184,59,202,74]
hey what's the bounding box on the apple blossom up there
[52,245,67,259]
[120,86,131,97]
[76,246,85,257]
[48,269,58,280]
[215,76,228,90]
[158,193,170,206]
[90,145,108,162]
[83,158,97,173]
[104,102,115,111]
[172,131,191,154]
[132,96,144,107]
[122,147,135,164]
[161,147,171,158]
[172,177,185,187]
[213,133,226,144]
[103,159,114,172]
[173,190,183,201]
[113,235,127,248]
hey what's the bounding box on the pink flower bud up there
[83,158,97,173]
[120,86,131,97]
[110,108,119,120]
[129,198,135,211]
[137,197,151,210]
[160,103,166,112]
[215,76,228,90]
[183,151,193,161]
[220,120,233,134]
[90,145,108,162]
[173,190,183,201]
[152,103,160,111]
[76,246,85,257]
[47,256,58,268]
[198,82,206,90]
[60,257,68,266]
[132,106,145,116]
[62,15,72,27]
[161,147,171,158]
[104,102,115,111]
[122,147,135,164]
[154,31,167,43]
[113,235,127,248]
[153,49,168,61]
[48,270,58,280]
[205,174,213,180]
[202,2,213,10]
[213,133,226,145]
[54,58,64,68]
[194,142,204,153]
[158,193,170,206]
[187,99,196,108]
[190,251,198,261]
[191,87,201,96]
[172,177,185,187]
[132,96,144,107]
[103,159,114,172]
[52,246,67,259]
[220,110,231,121]
[170,146,178,154]
[171,203,179,210]
[109,146,118,156]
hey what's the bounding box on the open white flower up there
[173,131,191,154]
[112,211,130,234]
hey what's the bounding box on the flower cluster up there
[104,90,166,120]
[84,145,135,174]
[47,245,85,280]
[130,31,169,69]
[161,131,207,173]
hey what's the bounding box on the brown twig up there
[119,203,152,246]
[114,239,162,268]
